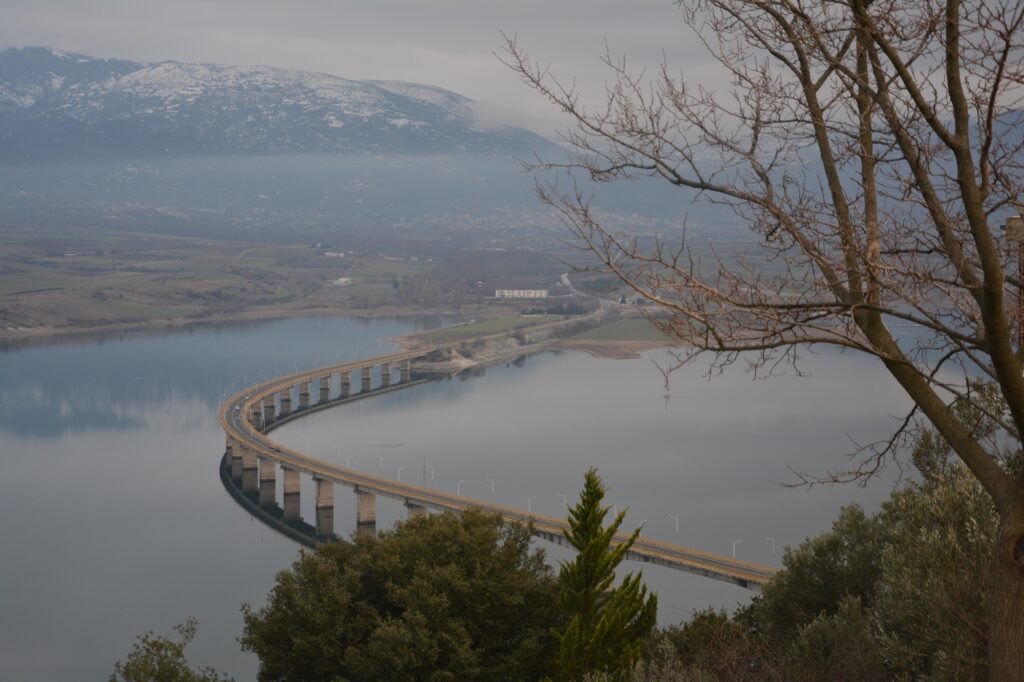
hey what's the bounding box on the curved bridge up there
[219,348,776,591]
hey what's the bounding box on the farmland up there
[0,226,572,341]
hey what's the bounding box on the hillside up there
[0,47,554,159]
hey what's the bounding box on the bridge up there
[219,346,776,591]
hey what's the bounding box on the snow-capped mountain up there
[0,47,552,159]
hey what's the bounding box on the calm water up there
[0,316,911,680]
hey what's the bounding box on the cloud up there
[0,0,725,138]
[466,99,567,140]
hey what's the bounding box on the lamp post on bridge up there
[527,496,536,513]
[671,516,680,534]
[457,480,465,495]
[767,536,776,557]
[731,540,742,559]
[346,455,357,468]
[397,466,406,482]
[426,465,435,480]
[559,493,568,509]
[486,478,495,494]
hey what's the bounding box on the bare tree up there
[501,0,1024,677]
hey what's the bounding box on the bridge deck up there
[219,350,776,590]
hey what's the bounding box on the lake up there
[0,316,910,680]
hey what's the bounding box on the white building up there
[495,289,549,300]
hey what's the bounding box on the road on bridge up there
[220,350,776,590]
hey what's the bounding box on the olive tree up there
[241,510,559,681]
[502,1,1024,676]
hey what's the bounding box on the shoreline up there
[0,303,466,348]
[391,309,677,369]
[0,302,678,361]
[551,338,675,359]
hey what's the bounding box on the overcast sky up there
[0,0,718,135]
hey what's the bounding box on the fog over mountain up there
[0,47,735,238]
[0,46,555,160]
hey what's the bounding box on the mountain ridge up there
[0,46,552,160]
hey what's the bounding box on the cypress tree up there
[554,467,657,680]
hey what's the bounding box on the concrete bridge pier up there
[299,382,310,410]
[230,443,244,482]
[340,370,351,398]
[279,389,292,418]
[242,448,259,494]
[405,501,428,520]
[361,366,372,393]
[225,434,234,458]
[258,456,276,507]
[400,359,411,383]
[282,466,300,521]
[380,362,392,388]
[315,478,334,538]
[250,406,264,432]
[319,375,331,403]
[355,489,376,535]
[538,529,569,548]
[263,399,276,426]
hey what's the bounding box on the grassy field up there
[571,318,673,342]
[0,224,571,338]
[345,257,428,279]
[0,226,439,335]
[414,315,563,342]
[99,299,186,320]
[0,271,77,296]
[344,283,401,299]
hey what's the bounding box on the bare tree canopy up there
[502,0,1024,677]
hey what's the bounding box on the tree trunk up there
[990,498,1024,681]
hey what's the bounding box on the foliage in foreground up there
[109,618,233,682]
[113,432,998,681]
[555,467,657,681]
[240,509,560,682]
[631,462,996,680]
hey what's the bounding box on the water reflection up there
[219,453,319,549]
[0,315,444,682]
[0,315,447,437]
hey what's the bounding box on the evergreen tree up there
[554,468,657,680]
